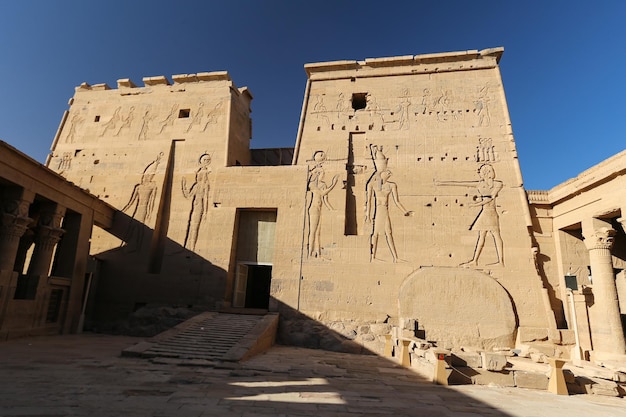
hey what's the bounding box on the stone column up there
[27,206,65,277]
[0,196,33,271]
[583,224,625,355]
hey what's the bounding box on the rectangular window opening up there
[178,109,190,118]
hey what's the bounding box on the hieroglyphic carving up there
[182,153,211,250]
[121,153,162,249]
[65,113,84,143]
[306,151,338,258]
[138,107,155,141]
[159,104,179,134]
[365,145,410,262]
[186,102,204,133]
[114,106,135,136]
[57,152,72,172]
[436,164,504,266]
[100,107,121,137]
[476,137,496,162]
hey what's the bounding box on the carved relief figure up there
[138,107,155,141]
[159,104,179,134]
[65,113,83,143]
[365,145,410,262]
[306,151,338,258]
[100,107,121,136]
[434,89,453,122]
[436,164,504,266]
[474,85,491,127]
[419,88,432,114]
[395,89,411,130]
[186,102,204,133]
[364,94,385,130]
[114,106,135,136]
[121,152,163,249]
[313,95,330,128]
[182,153,212,251]
[202,101,223,131]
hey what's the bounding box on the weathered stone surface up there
[471,369,515,387]
[480,352,508,371]
[590,380,620,397]
[10,43,618,363]
[451,351,482,368]
[518,327,549,343]
[398,268,516,350]
[515,371,549,390]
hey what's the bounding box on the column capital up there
[0,197,34,244]
[34,225,65,252]
[583,227,616,251]
[0,212,32,242]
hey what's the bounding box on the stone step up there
[122,311,279,363]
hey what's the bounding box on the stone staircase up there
[122,311,279,363]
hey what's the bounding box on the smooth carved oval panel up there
[398,267,516,349]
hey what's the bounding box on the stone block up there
[514,371,549,390]
[590,380,620,397]
[369,323,392,336]
[530,352,548,364]
[471,369,515,387]
[480,352,508,371]
[518,327,548,343]
[451,351,482,368]
[559,329,576,345]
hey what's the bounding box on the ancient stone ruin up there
[1,48,625,381]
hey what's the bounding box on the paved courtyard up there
[0,334,624,417]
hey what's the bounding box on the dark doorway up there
[245,265,272,309]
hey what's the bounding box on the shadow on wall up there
[85,210,228,335]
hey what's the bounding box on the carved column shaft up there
[27,226,64,277]
[0,196,34,271]
[584,226,626,355]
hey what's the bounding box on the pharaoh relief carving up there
[394,89,411,130]
[64,113,84,143]
[365,145,411,262]
[306,151,338,259]
[436,164,504,267]
[121,152,163,250]
[159,104,179,134]
[334,93,353,129]
[182,153,212,251]
[312,95,330,130]
[186,102,205,133]
[474,85,491,127]
[114,106,135,136]
[202,101,223,131]
[361,94,385,131]
[138,107,156,141]
[100,107,122,137]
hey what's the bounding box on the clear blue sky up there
[0,1,624,190]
